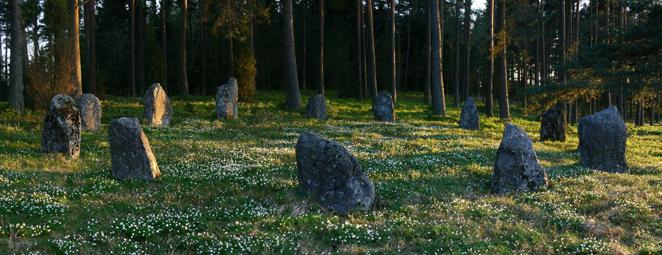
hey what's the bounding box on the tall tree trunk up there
[496,0,509,120]
[319,0,325,95]
[486,0,494,116]
[248,0,256,94]
[85,0,96,94]
[178,0,188,95]
[283,0,301,110]
[404,0,415,93]
[200,0,207,95]
[161,0,168,91]
[454,0,461,105]
[366,0,378,97]
[559,0,566,86]
[431,0,446,116]
[357,0,364,100]
[9,0,25,111]
[424,0,431,105]
[301,0,307,91]
[70,0,82,97]
[463,0,471,100]
[389,0,397,103]
[129,0,136,96]
[137,0,145,94]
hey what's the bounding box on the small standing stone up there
[77,93,102,131]
[216,78,239,120]
[578,106,628,173]
[296,132,375,215]
[459,97,480,130]
[306,94,327,120]
[109,117,161,181]
[492,124,548,194]
[41,94,81,159]
[144,83,173,126]
[540,106,566,141]
[373,91,395,122]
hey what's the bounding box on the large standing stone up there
[216,78,239,120]
[144,83,173,126]
[109,117,161,181]
[492,124,548,194]
[296,132,375,214]
[373,91,395,122]
[41,94,81,159]
[306,94,327,120]
[77,93,102,131]
[578,106,628,173]
[540,106,566,141]
[459,97,480,130]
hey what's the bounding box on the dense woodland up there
[0,0,660,124]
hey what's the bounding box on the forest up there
[0,0,661,254]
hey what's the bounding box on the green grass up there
[0,91,660,254]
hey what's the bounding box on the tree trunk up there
[248,0,256,94]
[496,0,509,120]
[463,0,471,100]
[301,0,307,91]
[389,0,397,103]
[85,0,96,94]
[129,0,136,96]
[454,0,461,105]
[357,0,364,100]
[161,0,168,91]
[366,0,378,97]
[200,0,207,95]
[70,0,82,98]
[283,0,301,110]
[559,0,566,86]
[9,0,25,111]
[424,0,431,105]
[404,0,415,93]
[319,0,325,95]
[178,0,188,95]
[136,0,145,94]
[431,0,446,116]
[486,0,494,116]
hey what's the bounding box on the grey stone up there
[373,91,395,122]
[492,124,548,194]
[459,97,480,130]
[41,94,81,159]
[296,132,375,215]
[109,117,161,181]
[216,78,239,120]
[306,94,327,120]
[578,106,628,173]
[77,93,102,131]
[540,106,566,141]
[144,83,173,126]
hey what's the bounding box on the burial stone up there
[144,83,173,126]
[77,93,102,131]
[216,78,239,120]
[109,117,161,181]
[296,132,375,214]
[41,94,81,159]
[540,106,566,141]
[578,106,628,173]
[306,94,327,120]
[373,91,395,122]
[492,124,548,194]
[459,97,480,130]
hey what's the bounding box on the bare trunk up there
[248,0,256,94]
[179,0,188,95]
[9,0,25,111]
[454,0,461,105]
[283,0,301,110]
[137,0,145,94]
[301,0,307,91]
[85,0,96,94]
[431,0,446,116]
[200,0,207,95]
[70,0,82,98]
[161,0,168,91]
[463,0,471,100]
[487,0,494,116]
[366,0,378,97]
[357,0,364,100]
[496,0,509,120]
[424,0,431,105]
[389,0,397,103]
[319,0,325,95]
[129,0,136,96]
[559,0,566,86]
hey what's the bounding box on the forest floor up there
[0,91,660,254]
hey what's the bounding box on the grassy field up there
[0,91,660,254]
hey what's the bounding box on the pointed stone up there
[492,124,548,194]
[216,78,239,120]
[540,106,566,141]
[373,91,395,122]
[109,117,161,181]
[306,94,327,120]
[144,83,173,126]
[41,95,81,159]
[578,106,628,173]
[459,97,480,130]
[77,93,102,131]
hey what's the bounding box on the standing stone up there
[296,132,375,214]
[492,124,548,194]
[109,117,161,181]
[373,91,395,122]
[578,106,628,173]
[540,106,566,141]
[144,83,173,126]
[459,97,480,130]
[306,94,327,120]
[41,95,81,159]
[77,93,102,131]
[215,78,239,120]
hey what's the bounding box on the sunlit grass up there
[0,91,660,254]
